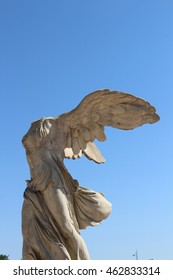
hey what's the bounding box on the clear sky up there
[0,0,172,260]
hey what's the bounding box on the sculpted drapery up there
[22,89,159,259]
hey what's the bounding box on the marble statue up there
[22,89,159,260]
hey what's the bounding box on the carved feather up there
[92,124,106,142]
[83,142,105,163]
[72,137,81,155]
[78,132,87,150]
[64,147,73,158]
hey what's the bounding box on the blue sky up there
[0,0,172,260]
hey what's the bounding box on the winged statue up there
[22,89,159,260]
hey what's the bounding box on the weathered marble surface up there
[22,89,159,259]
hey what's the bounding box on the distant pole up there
[133,250,138,260]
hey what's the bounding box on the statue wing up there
[57,89,159,163]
